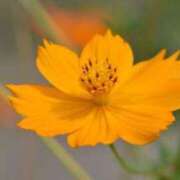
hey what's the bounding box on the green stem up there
[18,0,73,47]
[40,137,91,180]
[109,144,159,175]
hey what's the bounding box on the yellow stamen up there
[80,58,118,95]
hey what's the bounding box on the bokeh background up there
[0,0,180,179]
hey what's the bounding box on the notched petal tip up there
[17,120,27,129]
[40,39,55,51]
[5,84,19,95]
[5,84,29,96]
[159,49,167,57]
[154,49,180,62]
[5,83,15,89]
[88,29,113,44]
[105,29,113,37]
[167,50,180,61]
[105,29,125,43]
[155,49,167,60]
[4,84,19,104]
[42,39,51,47]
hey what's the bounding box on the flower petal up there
[18,117,87,136]
[113,51,180,111]
[121,50,180,94]
[6,84,93,136]
[107,105,174,145]
[108,50,179,145]
[37,40,88,97]
[67,107,119,147]
[123,80,180,111]
[80,30,134,83]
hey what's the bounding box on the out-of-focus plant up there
[32,5,107,47]
[18,0,72,47]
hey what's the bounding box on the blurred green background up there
[0,0,180,179]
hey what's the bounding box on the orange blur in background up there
[32,5,107,47]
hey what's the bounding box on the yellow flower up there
[7,30,180,147]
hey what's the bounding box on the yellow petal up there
[124,80,180,111]
[80,30,134,83]
[107,105,174,145]
[112,51,180,111]
[18,117,87,136]
[6,84,93,136]
[67,107,119,147]
[107,51,179,145]
[37,40,88,97]
[121,50,180,94]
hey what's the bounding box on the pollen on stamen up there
[88,78,92,84]
[96,72,99,78]
[102,82,105,87]
[105,58,109,63]
[88,59,92,67]
[80,58,118,95]
[108,64,112,70]
[85,65,89,72]
[80,78,85,82]
[82,69,87,74]
[109,74,113,80]
[112,77,118,83]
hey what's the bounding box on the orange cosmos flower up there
[32,6,107,47]
[7,30,180,147]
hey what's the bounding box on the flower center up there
[80,58,118,96]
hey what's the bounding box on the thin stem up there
[109,144,159,175]
[40,137,91,180]
[18,0,74,47]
